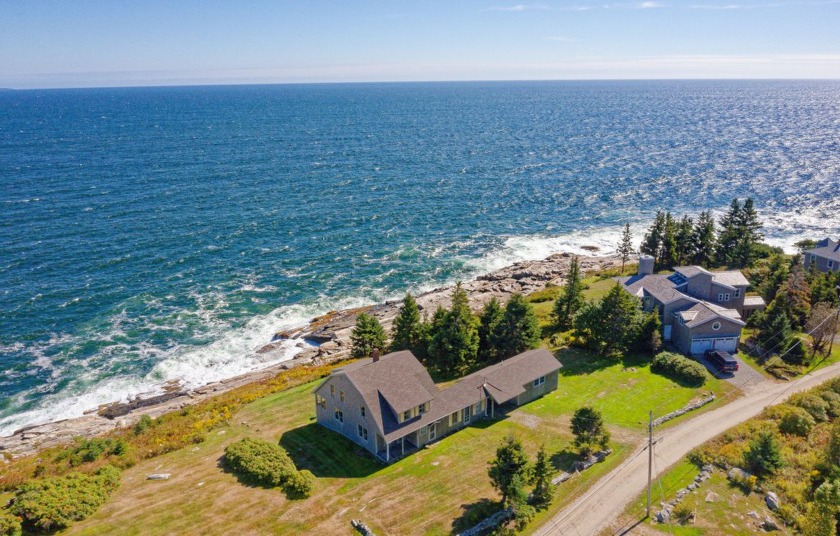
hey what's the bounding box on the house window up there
[829,260,835,269]
[357,425,368,441]
[733,289,740,298]
[334,409,344,423]
[810,254,817,265]
[717,293,724,302]
[321,398,327,409]
[532,376,546,387]
[463,406,472,423]
[360,405,366,418]
[316,395,326,409]
[403,410,412,421]
[330,384,335,397]
[450,411,460,425]
[712,322,721,331]
[678,316,685,325]
[724,293,730,301]
[418,403,426,415]
[340,390,345,402]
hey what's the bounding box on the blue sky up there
[1,0,839,88]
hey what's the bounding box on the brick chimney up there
[371,348,380,362]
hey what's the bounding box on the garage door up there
[690,337,738,354]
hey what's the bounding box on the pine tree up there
[530,445,554,509]
[427,283,479,376]
[350,313,387,358]
[731,197,763,267]
[495,294,541,360]
[488,435,531,504]
[571,406,610,456]
[743,430,784,476]
[617,223,634,274]
[691,211,716,266]
[390,293,428,358]
[640,211,666,266]
[553,256,584,331]
[478,297,504,364]
[716,198,741,266]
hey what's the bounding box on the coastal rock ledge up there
[0,251,619,458]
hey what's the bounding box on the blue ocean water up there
[1,80,839,434]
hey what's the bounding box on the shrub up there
[672,503,695,524]
[12,465,121,532]
[651,352,707,386]
[224,437,297,488]
[743,430,784,477]
[284,469,315,499]
[0,512,22,536]
[778,406,816,437]
[819,391,840,420]
[54,437,128,467]
[134,414,154,435]
[790,393,830,423]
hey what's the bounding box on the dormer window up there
[718,293,724,302]
[829,260,835,269]
[733,289,740,298]
[403,410,412,421]
[418,403,426,415]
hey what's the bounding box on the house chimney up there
[638,255,655,276]
[371,348,380,362]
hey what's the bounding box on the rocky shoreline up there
[0,251,620,458]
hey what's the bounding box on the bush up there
[0,512,22,536]
[672,503,695,524]
[134,414,154,435]
[777,406,816,437]
[284,469,315,499]
[651,352,707,386]
[743,430,784,477]
[819,391,840,420]
[54,437,128,467]
[12,465,121,532]
[224,437,298,488]
[790,393,830,422]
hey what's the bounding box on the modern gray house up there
[619,256,765,355]
[803,238,840,273]
[313,349,562,462]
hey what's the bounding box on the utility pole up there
[647,410,653,519]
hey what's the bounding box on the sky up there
[1,0,839,89]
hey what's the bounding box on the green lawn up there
[64,343,733,536]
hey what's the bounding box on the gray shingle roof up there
[675,300,745,328]
[806,238,840,263]
[711,271,750,287]
[325,348,562,443]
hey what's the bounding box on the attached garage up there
[690,336,738,355]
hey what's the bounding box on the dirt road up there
[532,361,840,536]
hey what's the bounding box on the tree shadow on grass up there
[279,423,382,479]
[450,498,503,535]
[556,346,620,376]
[549,447,582,472]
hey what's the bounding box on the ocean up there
[1,80,839,435]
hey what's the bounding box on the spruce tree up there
[777,263,812,329]
[427,283,479,376]
[553,256,584,331]
[530,445,554,509]
[390,293,428,358]
[571,406,610,456]
[716,198,741,266]
[488,435,531,504]
[660,212,678,269]
[350,313,387,358]
[617,223,634,274]
[743,430,784,476]
[495,294,541,360]
[731,197,763,267]
[756,304,793,357]
[478,297,504,363]
[640,211,666,266]
[675,215,694,266]
[574,283,644,357]
[691,210,716,266]
[759,254,790,303]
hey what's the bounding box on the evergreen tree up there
[660,212,678,269]
[390,293,428,358]
[759,254,790,303]
[731,197,764,267]
[640,211,666,266]
[350,313,387,358]
[634,311,663,355]
[756,303,793,357]
[530,445,554,509]
[478,297,504,364]
[716,198,741,266]
[674,215,694,267]
[777,263,812,330]
[743,430,784,476]
[691,211,716,266]
[553,256,584,331]
[427,283,479,376]
[571,406,610,456]
[507,474,536,531]
[617,223,635,274]
[573,283,643,357]
[488,435,531,504]
[495,294,541,360]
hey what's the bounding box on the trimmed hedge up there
[651,352,707,386]
[224,437,313,498]
[11,465,121,532]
